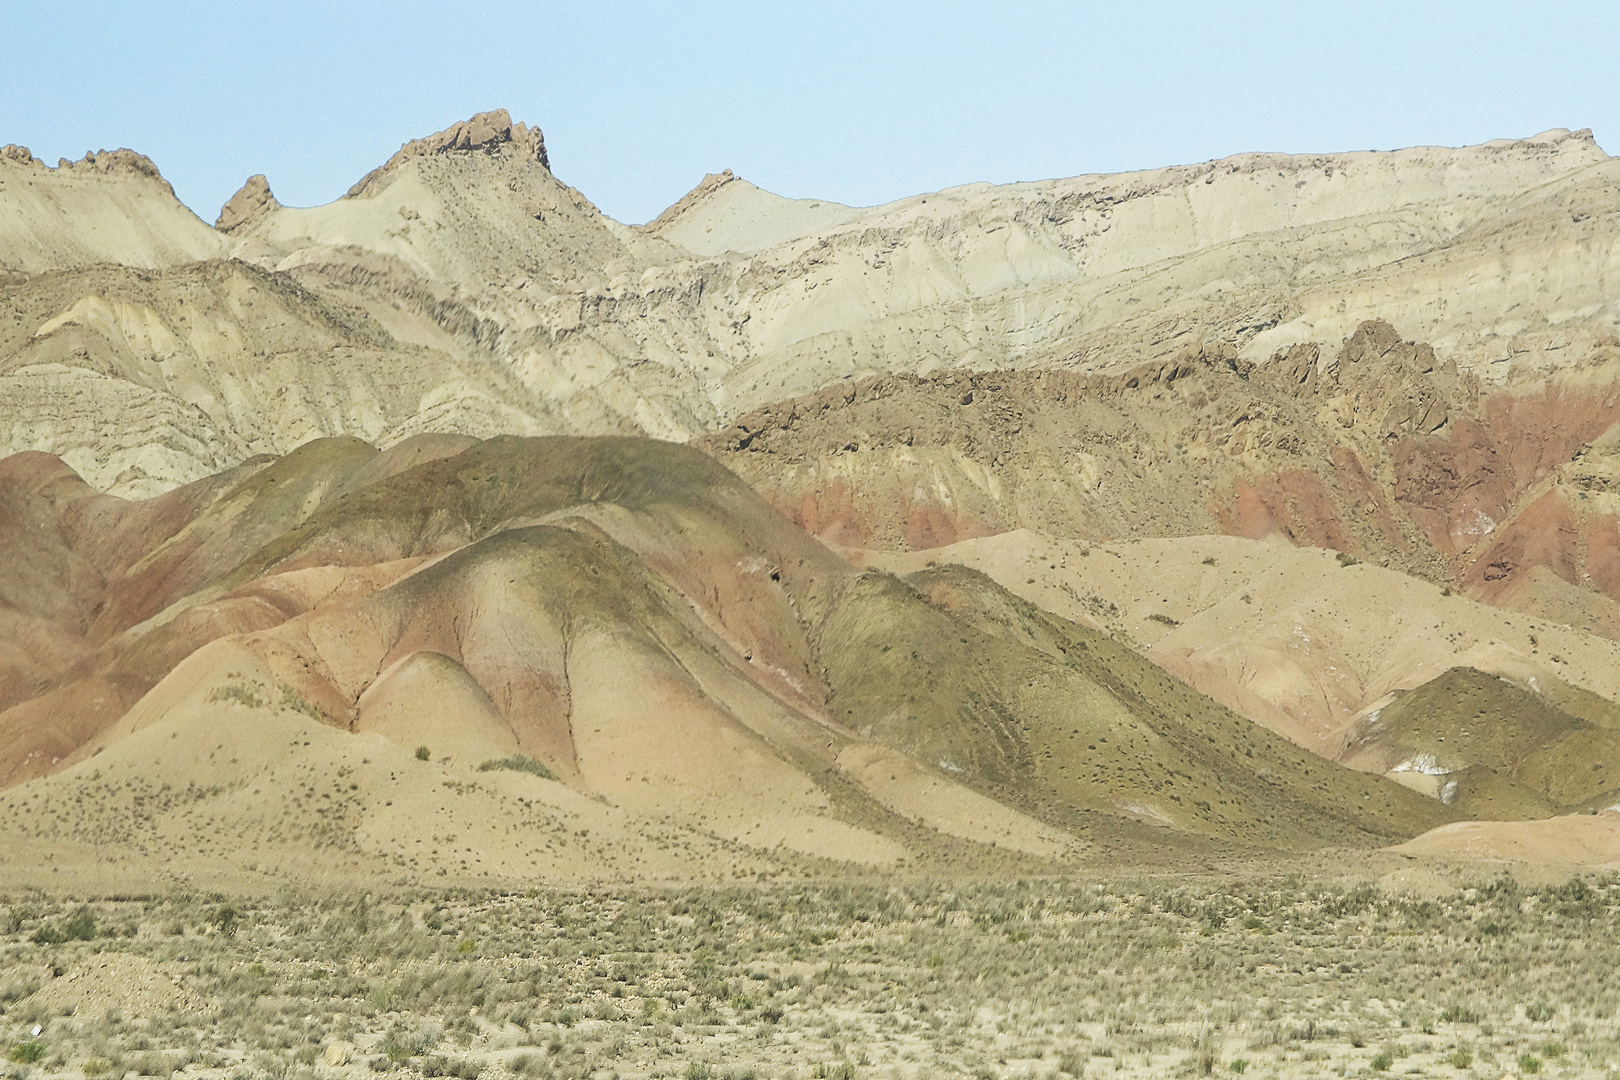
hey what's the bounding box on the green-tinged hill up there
[817,565,1450,848]
[0,435,1459,886]
[1341,667,1620,818]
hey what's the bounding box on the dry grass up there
[2,876,1619,1079]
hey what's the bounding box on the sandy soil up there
[1393,810,1620,868]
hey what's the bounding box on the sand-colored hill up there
[1393,810,1620,869]
[0,146,225,274]
[2,114,1618,500]
[0,436,1463,884]
[9,110,1620,882]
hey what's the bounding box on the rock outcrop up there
[345,108,548,198]
[644,168,736,231]
[215,174,280,233]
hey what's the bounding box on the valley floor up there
[1,878,1617,1080]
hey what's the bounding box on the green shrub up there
[1370,1052,1393,1071]
[9,1042,45,1064]
[62,907,97,941]
[1229,1060,1248,1074]
[1519,1054,1542,1074]
[1447,1050,1473,1069]
[476,755,556,780]
[416,746,432,761]
[210,904,240,937]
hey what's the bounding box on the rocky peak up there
[59,148,168,183]
[645,169,737,231]
[345,109,549,199]
[215,174,281,233]
[0,144,173,192]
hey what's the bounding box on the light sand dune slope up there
[1394,811,1620,870]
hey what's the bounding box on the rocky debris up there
[346,108,548,198]
[215,174,280,233]
[26,953,193,1017]
[0,144,38,167]
[703,319,1620,610]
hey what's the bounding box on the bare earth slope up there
[701,320,1620,601]
[863,529,1620,849]
[0,146,225,274]
[0,437,1453,884]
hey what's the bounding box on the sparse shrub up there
[210,904,240,937]
[477,756,556,780]
[207,681,268,710]
[416,746,432,761]
[1370,1052,1393,1071]
[422,1055,483,1079]
[63,907,97,940]
[9,1043,45,1064]
[1526,1003,1554,1023]
[131,1050,175,1077]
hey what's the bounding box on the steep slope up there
[816,564,1447,847]
[646,170,864,255]
[0,146,225,274]
[0,260,546,495]
[0,437,1453,883]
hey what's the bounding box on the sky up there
[2,1,1617,226]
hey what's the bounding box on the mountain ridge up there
[9,110,1620,877]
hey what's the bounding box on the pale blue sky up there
[2,1,1615,225]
